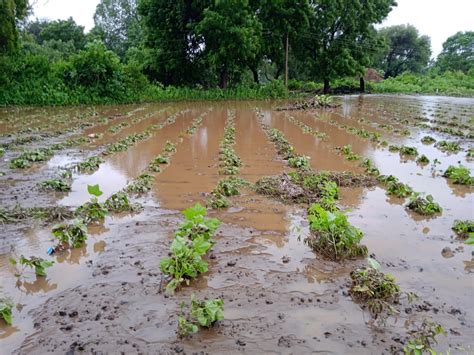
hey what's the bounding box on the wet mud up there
[0,96,473,354]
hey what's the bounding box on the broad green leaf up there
[87,184,103,197]
[367,257,381,270]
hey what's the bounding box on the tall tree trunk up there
[323,79,330,94]
[219,68,228,89]
[359,77,365,93]
[251,67,259,84]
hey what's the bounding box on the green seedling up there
[304,203,367,260]
[421,136,436,144]
[105,191,142,213]
[399,146,418,157]
[215,177,247,197]
[404,319,447,355]
[443,165,473,185]
[386,181,413,198]
[38,178,71,192]
[178,295,224,337]
[452,220,474,240]
[160,204,220,293]
[416,155,430,165]
[164,141,176,153]
[52,218,88,248]
[9,255,54,277]
[75,156,104,173]
[288,155,310,168]
[206,191,230,209]
[126,172,155,193]
[0,297,14,325]
[406,193,442,216]
[435,140,461,153]
[75,184,108,223]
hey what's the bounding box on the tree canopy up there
[0,0,29,54]
[436,31,473,74]
[375,24,431,78]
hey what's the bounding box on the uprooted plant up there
[304,203,367,260]
[349,258,402,322]
[177,295,224,337]
[160,203,220,293]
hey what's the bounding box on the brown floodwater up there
[0,95,473,354]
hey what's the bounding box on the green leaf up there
[368,257,381,270]
[8,257,17,266]
[182,203,206,220]
[465,232,474,245]
[87,184,103,197]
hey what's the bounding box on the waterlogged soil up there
[0,96,473,354]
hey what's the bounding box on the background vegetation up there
[0,0,473,106]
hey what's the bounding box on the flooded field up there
[0,95,473,354]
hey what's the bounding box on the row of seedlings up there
[302,117,445,217]
[207,109,247,209]
[258,109,448,353]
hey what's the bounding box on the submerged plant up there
[386,181,413,198]
[452,220,474,240]
[304,203,367,260]
[416,155,430,165]
[420,136,436,144]
[435,140,461,153]
[215,177,247,197]
[288,155,310,168]
[126,173,155,193]
[0,297,14,325]
[206,191,230,209]
[105,191,142,213]
[178,295,224,337]
[38,178,71,192]
[75,184,108,223]
[164,141,176,153]
[406,193,442,216]
[349,258,400,319]
[399,146,418,157]
[443,165,474,185]
[52,218,88,248]
[9,255,54,277]
[74,156,104,173]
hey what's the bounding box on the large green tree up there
[94,0,143,58]
[300,0,395,93]
[376,24,431,78]
[436,31,473,74]
[27,17,87,50]
[138,0,208,86]
[0,0,29,54]
[253,0,310,82]
[196,0,261,88]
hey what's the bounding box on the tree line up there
[0,0,472,105]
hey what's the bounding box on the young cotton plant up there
[178,295,224,337]
[52,218,88,248]
[9,255,54,277]
[75,184,108,223]
[0,297,14,325]
[304,203,367,260]
[160,204,221,293]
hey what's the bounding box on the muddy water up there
[0,96,473,354]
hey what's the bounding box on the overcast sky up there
[32,0,474,58]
